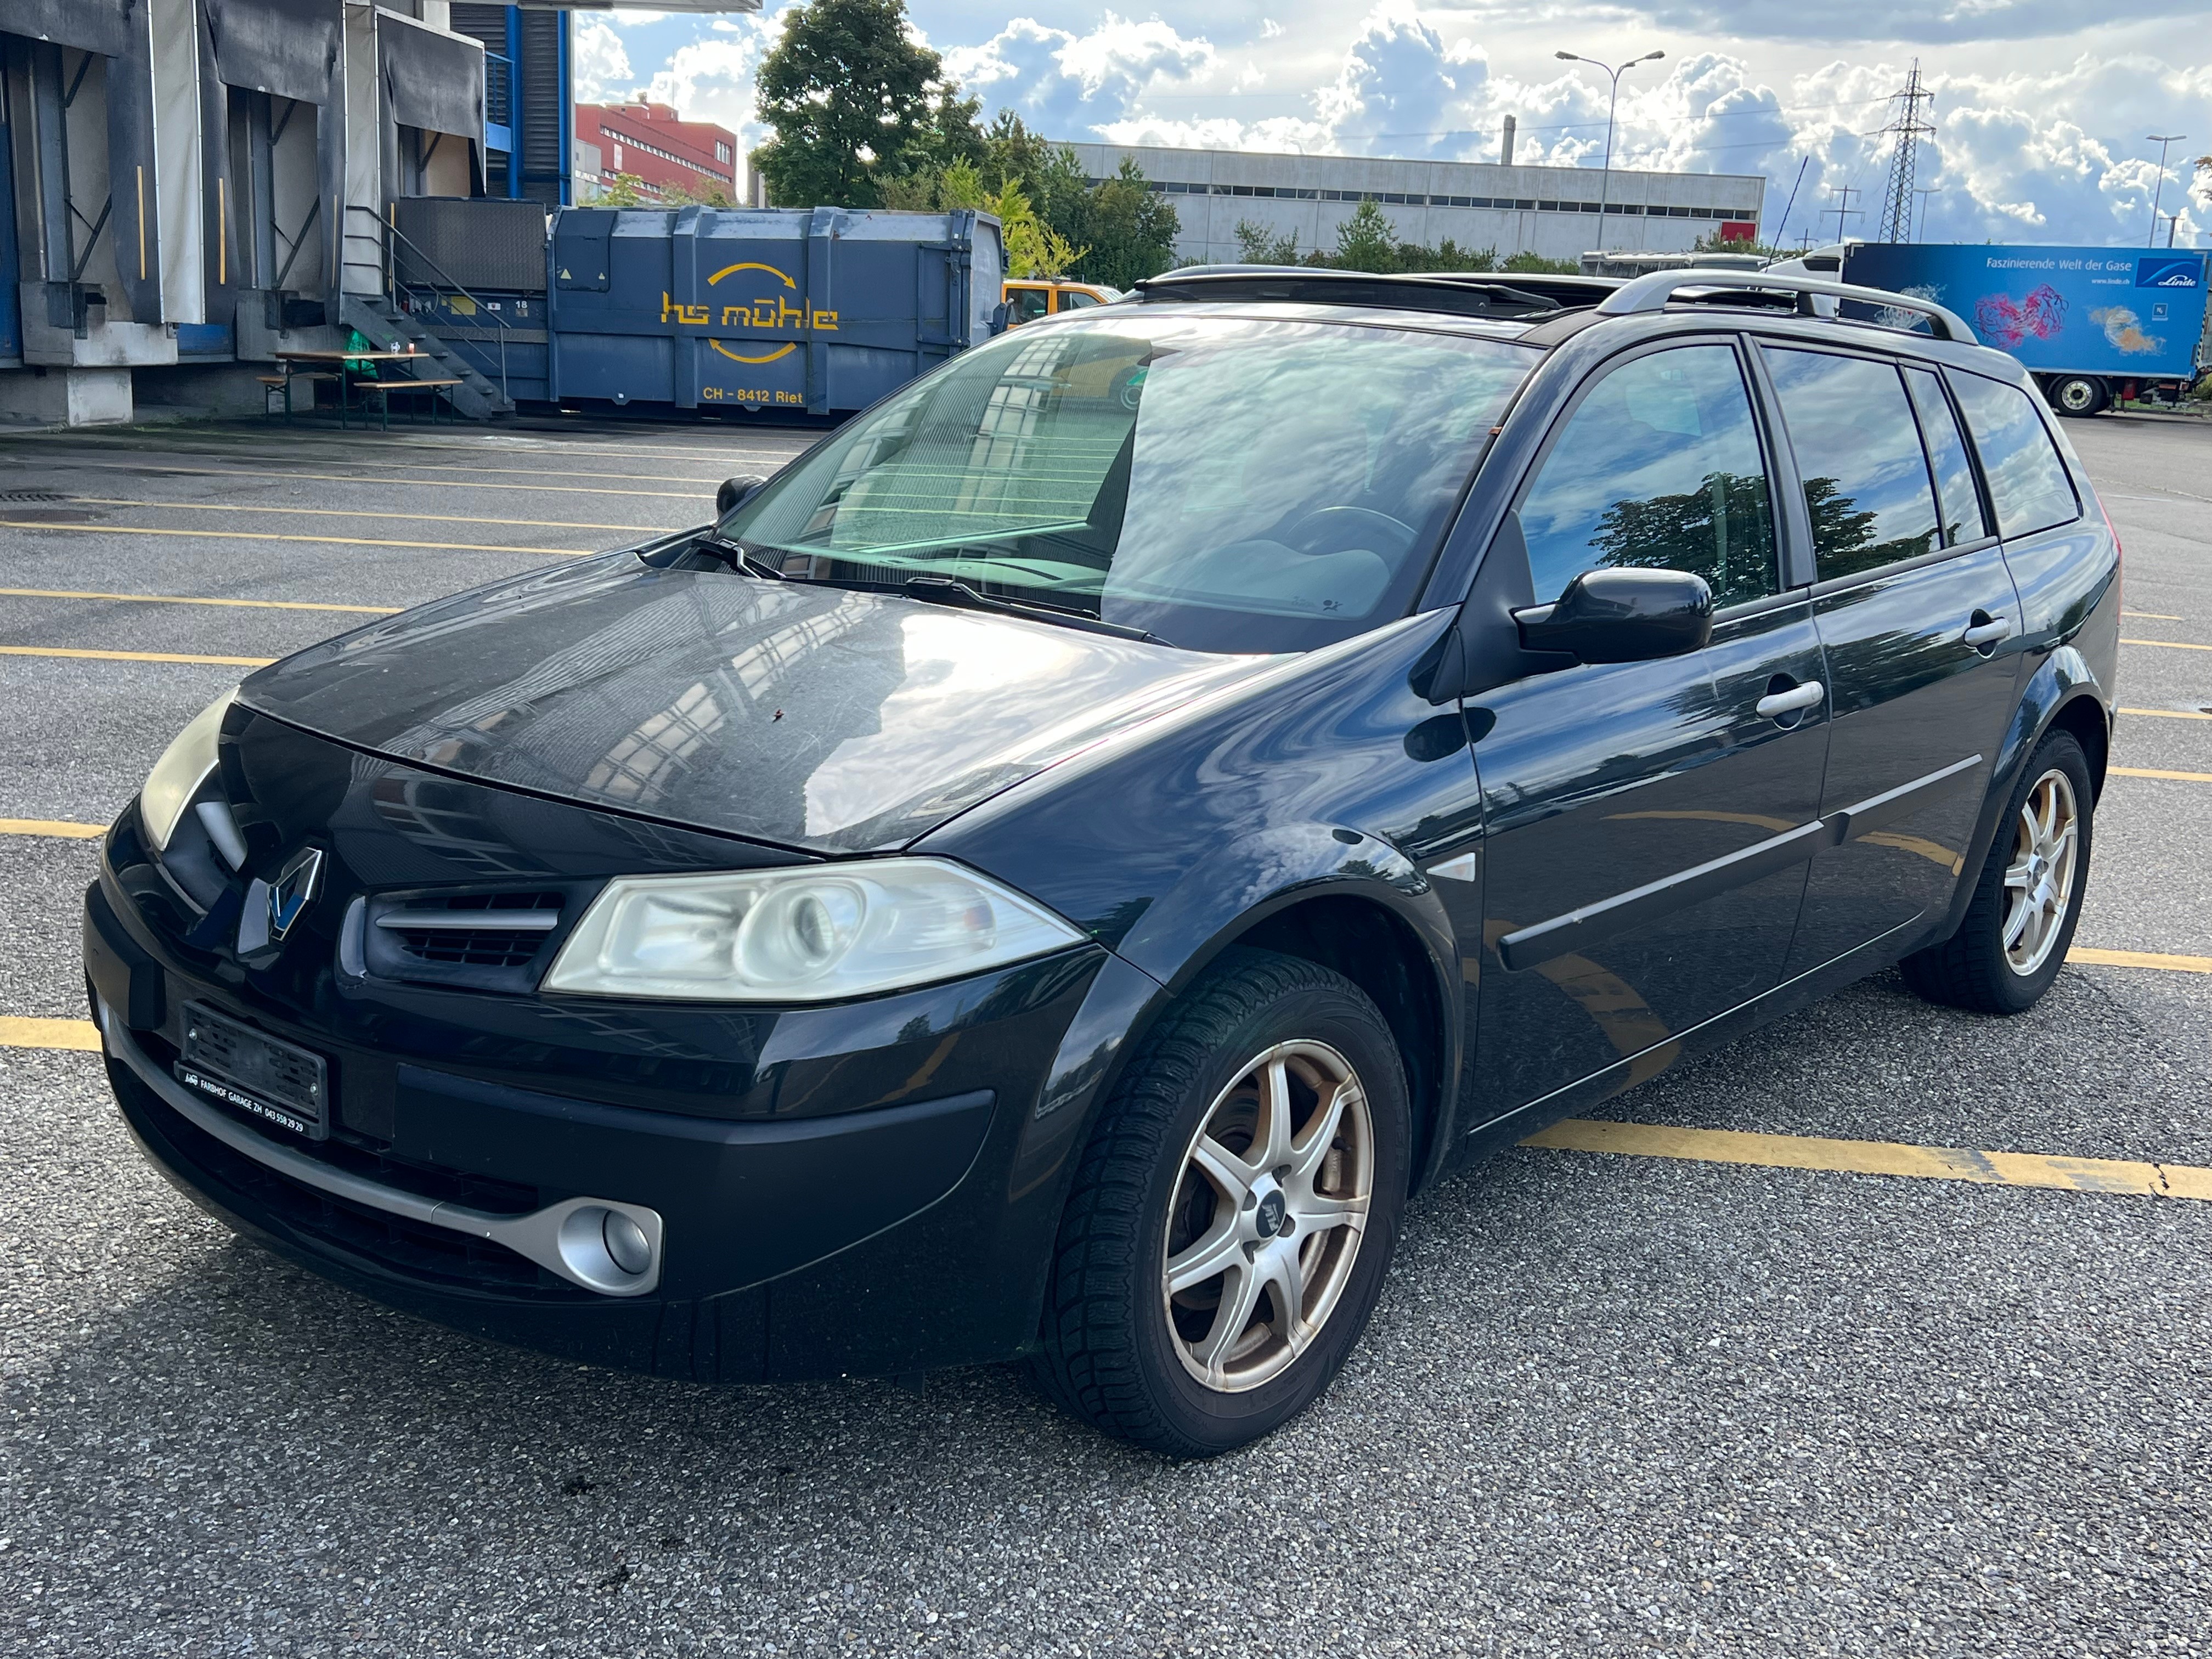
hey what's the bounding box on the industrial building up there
[0,0,754,427]
[1062,141,1766,267]
[574,102,740,205]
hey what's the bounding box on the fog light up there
[554,1202,658,1291]
[603,1209,652,1276]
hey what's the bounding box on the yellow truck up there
[1003,279,1117,326]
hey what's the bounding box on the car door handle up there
[1756,681,1825,719]
[1963,614,2013,649]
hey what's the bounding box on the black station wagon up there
[86,266,2119,1455]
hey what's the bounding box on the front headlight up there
[139,687,238,851]
[541,859,1085,1003]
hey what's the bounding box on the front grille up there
[397,931,541,968]
[368,889,569,989]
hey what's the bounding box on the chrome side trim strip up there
[373,909,560,931]
[1499,820,1830,973]
[1826,753,1984,841]
[1498,753,1989,974]
[98,1002,663,1296]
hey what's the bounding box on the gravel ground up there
[1,411,2208,1658]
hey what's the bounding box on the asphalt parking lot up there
[2,408,2209,1658]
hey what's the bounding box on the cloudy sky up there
[580,2,2209,247]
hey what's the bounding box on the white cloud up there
[582,2,2210,246]
[943,14,1219,140]
[572,17,635,105]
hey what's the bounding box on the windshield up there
[718,311,1534,653]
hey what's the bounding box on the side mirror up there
[715,474,769,517]
[989,301,1010,335]
[1512,568,1713,664]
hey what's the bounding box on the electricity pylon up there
[1875,60,1936,243]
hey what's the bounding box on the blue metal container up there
[546,205,1007,415]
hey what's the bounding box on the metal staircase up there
[340,207,519,420]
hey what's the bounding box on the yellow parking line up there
[2111,765,2212,783]
[2123,611,2185,620]
[2120,707,2212,722]
[0,520,592,557]
[2067,946,2212,974]
[0,817,104,838]
[0,586,398,615]
[64,498,673,534]
[0,645,275,667]
[1523,1119,2212,1201]
[54,460,708,501]
[2123,637,2212,652]
[0,1016,101,1052]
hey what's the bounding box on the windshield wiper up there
[902,576,1172,647]
[692,533,790,582]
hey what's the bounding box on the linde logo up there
[2137,256,2203,289]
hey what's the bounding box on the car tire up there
[2047,375,2108,417]
[1900,731,2094,1014]
[1033,948,1409,1457]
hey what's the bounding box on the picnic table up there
[267,349,461,428]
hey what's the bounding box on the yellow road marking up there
[2120,706,2212,721]
[63,498,673,534]
[2068,946,2212,974]
[0,817,104,838]
[2124,611,2185,620]
[2111,765,2212,783]
[50,460,709,501]
[0,645,274,667]
[1522,1118,2212,1201]
[0,586,398,615]
[29,442,734,487]
[0,1016,101,1052]
[2123,636,2212,652]
[0,519,591,557]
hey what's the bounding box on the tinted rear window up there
[1947,373,2080,540]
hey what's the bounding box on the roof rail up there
[1594,268,1976,343]
[1135,266,1619,320]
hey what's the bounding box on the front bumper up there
[87,873,1114,1383]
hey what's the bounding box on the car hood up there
[239,555,1272,854]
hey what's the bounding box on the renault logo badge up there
[268,847,325,941]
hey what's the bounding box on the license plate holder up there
[174,1002,330,1141]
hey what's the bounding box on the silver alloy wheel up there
[1160,1039,1374,1393]
[2002,766,2080,977]
[2056,377,2098,414]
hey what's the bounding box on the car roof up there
[1132,263,1992,363]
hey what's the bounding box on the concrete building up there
[1064,142,1765,268]
[575,103,739,205]
[0,0,756,426]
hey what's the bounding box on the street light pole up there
[2147,134,2186,246]
[1557,48,1665,245]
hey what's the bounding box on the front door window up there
[1517,342,1779,610]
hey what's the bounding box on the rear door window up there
[1762,347,1942,583]
[1516,342,1780,610]
[1903,366,1989,545]
[1946,373,2080,540]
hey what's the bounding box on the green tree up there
[1330,198,1400,272]
[1066,157,1180,287]
[1235,218,1304,263]
[749,0,967,207]
[1501,250,1580,275]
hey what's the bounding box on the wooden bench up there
[351,377,464,428]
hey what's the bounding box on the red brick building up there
[575,103,740,204]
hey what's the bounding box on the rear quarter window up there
[1946,373,2080,540]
